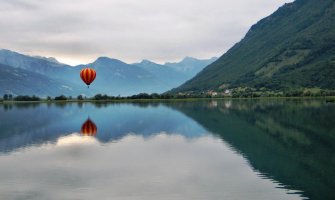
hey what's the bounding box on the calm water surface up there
[0,100,334,200]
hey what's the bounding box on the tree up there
[94,94,103,100]
[13,95,40,101]
[54,95,67,101]
[3,94,8,100]
[77,95,84,100]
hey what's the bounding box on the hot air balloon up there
[80,68,96,88]
[81,118,97,136]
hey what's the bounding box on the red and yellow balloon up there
[80,68,96,88]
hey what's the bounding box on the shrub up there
[54,95,67,101]
[13,95,40,101]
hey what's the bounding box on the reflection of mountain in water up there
[168,100,335,200]
[0,102,205,153]
[1,100,334,200]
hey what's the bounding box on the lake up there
[0,99,334,200]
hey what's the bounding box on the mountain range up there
[172,0,335,94]
[0,49,217,96]
[3,0,333,97]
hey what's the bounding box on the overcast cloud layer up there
[0,0,293,65]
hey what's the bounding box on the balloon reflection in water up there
[81,118,98,136]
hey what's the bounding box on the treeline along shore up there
[1,90,335,103]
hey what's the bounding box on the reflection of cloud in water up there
[0,133,303,200]
[56,133,98,146]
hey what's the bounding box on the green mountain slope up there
[172,0,335,93]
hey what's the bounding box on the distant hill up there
[165,56,218,79]
[77,57,163,96]
[133,60,188,89]
[172,0,335,94]
[0,63,88,96]
[134,57,218,90]
[0,49,96,96]
[0,49,216,96]
[32,56,60,64]
[0,49,76,80]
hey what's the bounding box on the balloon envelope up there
[80,68,96,86]
[81,118,97,136]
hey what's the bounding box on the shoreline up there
[0,96,334,104]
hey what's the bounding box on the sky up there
[0,0,293,65]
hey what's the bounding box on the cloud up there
[0,0,293,65]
